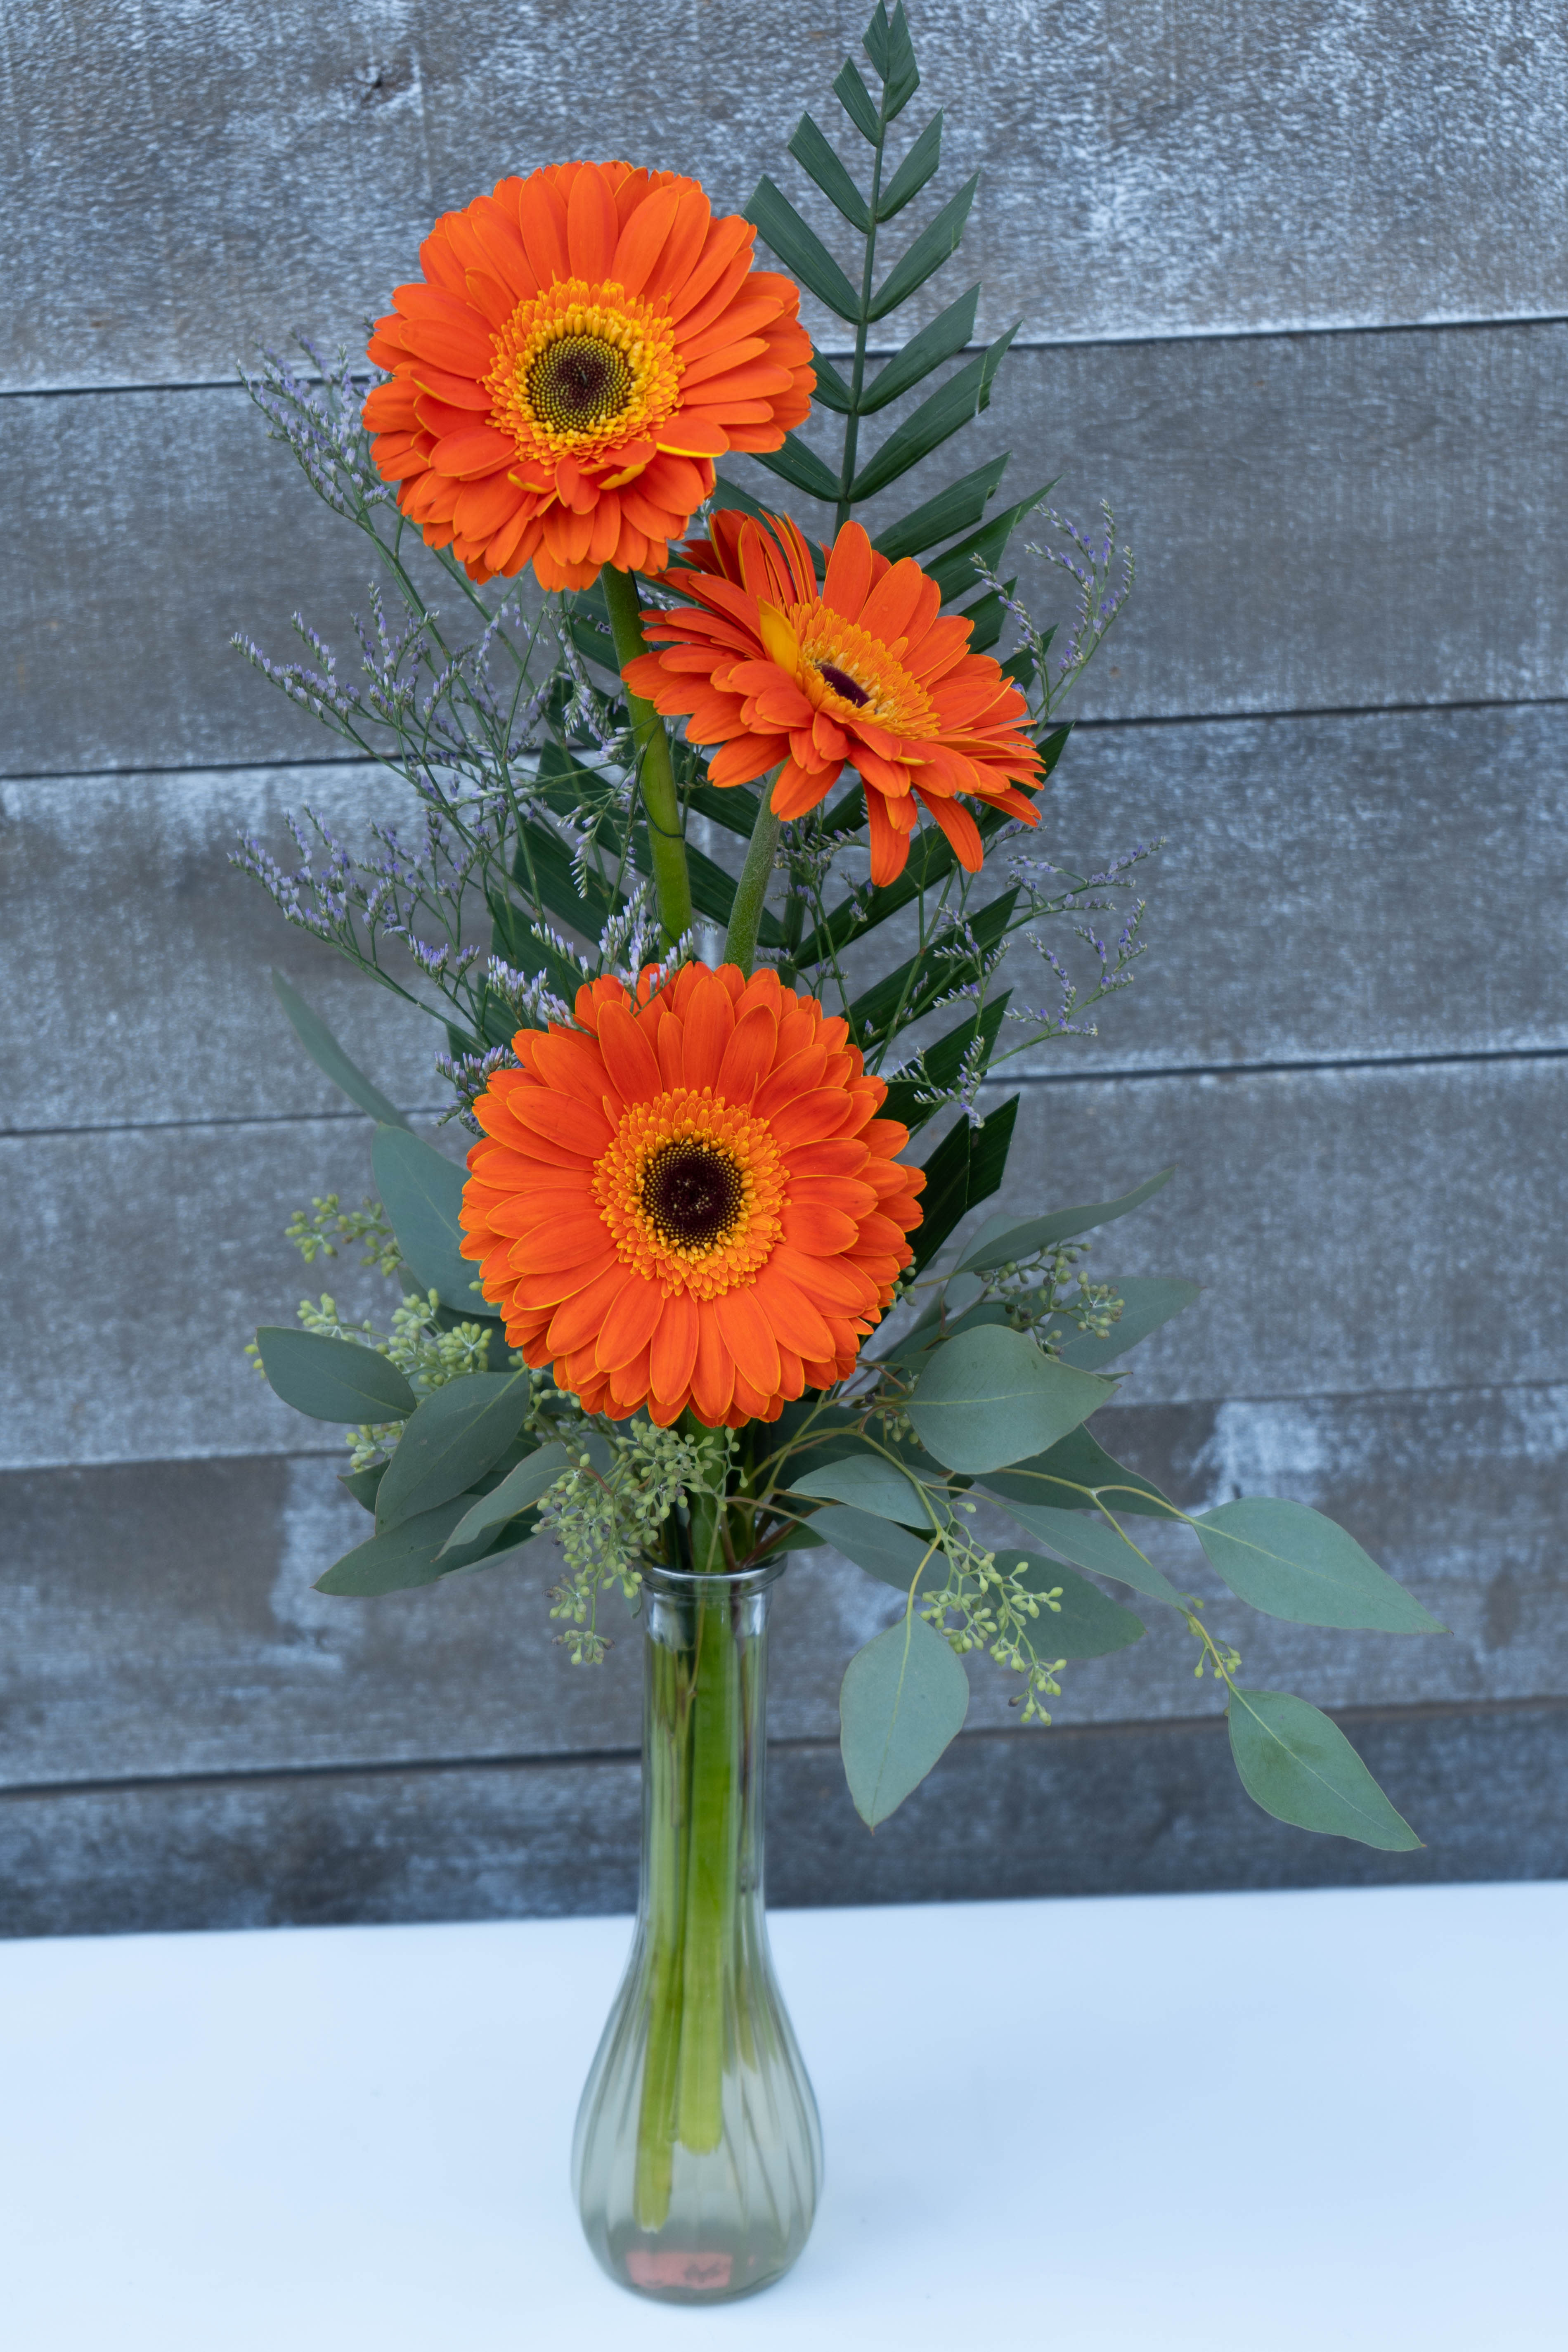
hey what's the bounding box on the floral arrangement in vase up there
[235,2,1443,2304]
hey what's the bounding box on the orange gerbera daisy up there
[622,510,1044,884]
[459,962,925,1427]
[362,162,814,591]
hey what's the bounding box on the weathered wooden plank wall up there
[2,0,1564,1936]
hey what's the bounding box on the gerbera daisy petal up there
[715,1287,781,1396]
[681,970,736,1090]
[691,1305,736,1423]
[364,164,808,590]
[626,507,1043,866]
[546,1261,637,1356]
[596,1275,665,1372]
[648,1287,701,1401]
[458,963,922,1423]
[714,1004,777,1103]
[596,998,665,1103]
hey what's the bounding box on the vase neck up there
[638,1566,776,1931]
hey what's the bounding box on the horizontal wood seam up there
[11,308,1568,403]
[7,1042,1566,1145]
[6,1696,1562,1808]
[7,695,1565,797]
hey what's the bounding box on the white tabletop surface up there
[5,1881,1564,2350]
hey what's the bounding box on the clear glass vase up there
[572,1559,822,2302]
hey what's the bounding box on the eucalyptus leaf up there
[981,1427,1176,1519]
[907,1327,1110,1474]
[1057,1278,1203,1370]
[374,1371,532,1533]
[315,1494,498,1597]
[984,1494,1188,1610]
[759,1524,827,1557]
[438,1529,541,1581]
[1194,1499,1447,1634]
[790,1456,935,1525]
[338,1462,387,1513]
[269,970,409,1129]
[994,1550,1147,1659]
[955,1168,1175,1273]
[1227,1689,1423,1850]
[841,1615,967,1827]
[372,1124,493,1318]
[255,1327,416,1424]
[439,1439,572,1555]
[809,1505,945,1594]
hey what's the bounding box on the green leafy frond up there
[743,1,1030,598]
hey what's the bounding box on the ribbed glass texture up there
[572,1560,822,2302]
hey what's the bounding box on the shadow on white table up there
[4,1881,1563,2349]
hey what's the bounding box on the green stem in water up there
[675,1592,740,2154]
[634,1638,691,2230]
[631,1591,744,2218]
[721,780,783,976]
[599,564,695,951]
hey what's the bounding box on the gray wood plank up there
[2,1383,1561,1790]
[1,764,437,1135]
[747,318,1568,725]
[3,1055,1561,1469]
[9,325,1565,778]
[9,703,1566,1133]
[7,2,1567,393]
[4,1699,1562,1938]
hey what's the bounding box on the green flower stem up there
[721,779,783,975]
[631,1585,744,2219]
[634,1636,690,2230]
[599,565,695,951]
[676,1592,740,2153]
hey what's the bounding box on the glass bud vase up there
[572,1559,822,2302]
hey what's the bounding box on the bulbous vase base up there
[571,1562,821,2305]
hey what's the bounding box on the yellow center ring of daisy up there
[484,277,684,464]
[790,601,940,737]
[592,1088,787,1300]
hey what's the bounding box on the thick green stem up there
[721,783,783,975]
[634,1639,690,2229]
[676,1595,740,2153]
[599,564,695,950]
[631,1588,745,2215]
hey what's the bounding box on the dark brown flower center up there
[527,334,633,433]
[815,660,871,707]
[640,1137,745,1251]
